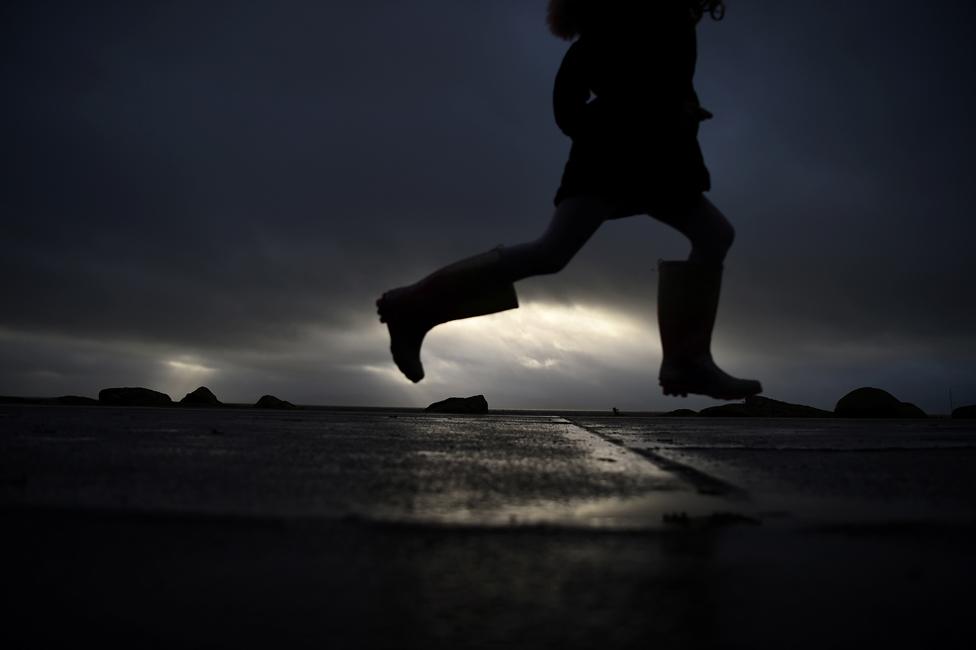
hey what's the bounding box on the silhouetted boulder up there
[953,405,976,419]
[254,395,295,409]
[894,402,928,418]
[700,403,751,417]
[661,409,698,417]
[180,386,221,406]
[701,396,833,418]
[834,387,927,418]
[98,387,172,407]
[426,395,489,414]
[55,395,98,406]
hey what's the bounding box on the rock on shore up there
[834,387,927,418]
[254,395,295,409]
[952,405,976,419]
[661,409,698,417]
[426,395,489,414]
[98,387,173,407]
[700,396,834,418]
[180,387,221,407]
[55,395,99,405]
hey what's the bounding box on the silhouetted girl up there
[377,0,761,400]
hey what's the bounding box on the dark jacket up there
[550,4,713,208]
[553,4,710,142]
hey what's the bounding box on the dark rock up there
[180,386,221,406]
[894,402,928,419]
[701,396,833,418]
[661,409,698,417]
[953,405,976,419]
[254,395,295,409]
[834,387,895,416]
[426,395,489,414]
[98,387,172,407]
[835,387,927,418]
[700,403,752,417]
[55,395,98,406]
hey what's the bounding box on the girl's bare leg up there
[651,195,736,265]
[650,195,762,399]
[377,195,618,382]
[498,195,619,281]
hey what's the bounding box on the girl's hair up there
[547,1,727,40]
[546,0,585,40]
[692,0,727,22]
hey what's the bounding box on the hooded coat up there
[552,3,712,212]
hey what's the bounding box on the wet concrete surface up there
[0,408,685,524]
[2,406,974,648]
[573,416,976,519]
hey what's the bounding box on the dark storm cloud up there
[2,1,974,410]
[2,1,568,345]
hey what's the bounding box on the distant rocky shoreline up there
[659,387,972,419]
[0,385,972,419]
[0,386,295,410]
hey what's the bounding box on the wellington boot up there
[377,248,519,382]
[657,260,762,400]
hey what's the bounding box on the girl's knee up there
[689,217,735,264]
[532,246,572,275]
[716,219,735,253]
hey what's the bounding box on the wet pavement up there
[1,406,974,649]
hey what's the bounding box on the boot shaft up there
[657,260,724,363]
[406,247,520,326]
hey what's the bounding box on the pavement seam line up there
[560,417,750,499]
[550,417,678,482]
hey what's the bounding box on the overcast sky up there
[2,0,974,412]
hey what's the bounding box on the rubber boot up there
[377,248,519,382]
[657,260,762,400]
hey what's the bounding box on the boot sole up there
[660,380,762,401]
